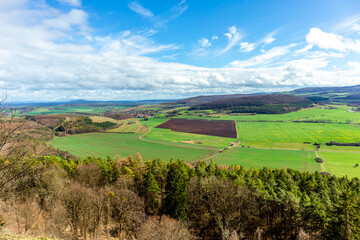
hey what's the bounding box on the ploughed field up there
[155,119,237,138]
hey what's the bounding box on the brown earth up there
[156,119,237,138]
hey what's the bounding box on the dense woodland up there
[190,95,313,114]
[2,151,360,239]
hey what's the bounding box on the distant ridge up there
[290,85,360,94]
[168,93,268,107]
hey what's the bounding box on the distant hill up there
[167,93,266,107]
[190,94,313,114]
[290,85,360,94]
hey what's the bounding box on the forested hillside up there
[2,153,360,239]
[190,94,313,114]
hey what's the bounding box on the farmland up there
[48,104,360,178]
[236,121,360,149]
[213,147,319,173]
[106,118,148,134]
[50,132,214,161]
[156,119,237,138]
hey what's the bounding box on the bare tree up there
[137,215,193,240]
[0,97,40,196]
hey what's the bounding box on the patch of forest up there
[190,94,313,114]
[55,116,116,135]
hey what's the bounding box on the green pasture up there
[237,122,360,149]
[213,147,319,173]
[318,151,360,179]
[144,127,236,149]
[176,106,360,123]
[140,118,168,128]
[50,133,214,162]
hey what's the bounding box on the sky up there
[1,0,360,102]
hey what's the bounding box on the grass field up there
[144,127,236,148]
[236,122,360,149]
[140,118,168,128]
[107,119,148,134]
[317,151,360,179]
[50,133,214,162]
[213,147,320,173]
[177,106,360,123]
[49,107,360,178]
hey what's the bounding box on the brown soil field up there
[156,119,237,138]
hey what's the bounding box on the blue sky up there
[1,0,360,101]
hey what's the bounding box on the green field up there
[49,106,360,178]
[213,147,319,173]
[318,151,360,179]
[176,106,360,123]
[144,127,236,149]
[237,121,360,149]
[50,132,214,162]
[140,118,168,128]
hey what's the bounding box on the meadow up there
[144,127,236,148]
[317,151,360,179]
[213,147,319,173]
[177,105,360,123]
[50,132,214,162]
[236,121,360,149]
[106,118,148,134]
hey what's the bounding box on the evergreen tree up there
[328,189,360,239]
[143,170,161,214]
[165,160,189,220]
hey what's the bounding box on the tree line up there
[1,151,360,239]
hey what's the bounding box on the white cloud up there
[219,26,242,54]
[212,36,219,40]
[348,61,360,71]
[333,15,360,34]
[1,2,360,102]
[230,44,296,68]
[263,35,275,45]
[239,42,255,52]
[199,38,211,48]
[57,0,81,7]
[128,2,154,18]
[295,44,313,53]
[306,28,360,52]
[354,23,360,32]
[262,30,279,45]
[43,9,89,32]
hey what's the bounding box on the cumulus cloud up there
[306,28,360,52]
[239,42,256,52]
[57,0,81,7]
[128,2,154,18]
[1,2,360,102]
[43,9,89,32]
[199,38,211,48]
